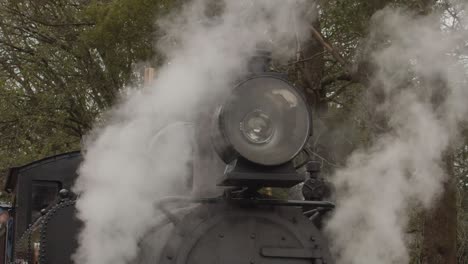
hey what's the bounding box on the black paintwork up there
[218,158,305,188]
[4,152,81,264]
[4,152,335,264]
[139,202,334,264]
[6,151,81,240]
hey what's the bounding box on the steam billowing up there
[326,5,468,264]
[72,1,316,264]
[73,0,468,264]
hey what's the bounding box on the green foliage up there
[455,144,468,191]
[0,0,180,180]
[80,0,178,80]
[456,186,468,263]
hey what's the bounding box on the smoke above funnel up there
[326,5,468,264]
[72,1,317,264]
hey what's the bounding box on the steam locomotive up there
[1,53,335,264]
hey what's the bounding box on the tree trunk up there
[421,152,457,264]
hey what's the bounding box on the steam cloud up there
[326,5,468,264]
[73,1,467,264]
[72,1,316,264]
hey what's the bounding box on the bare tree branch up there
[310,25,348,68]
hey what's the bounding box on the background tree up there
[0,0,177,180]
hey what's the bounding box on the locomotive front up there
[6,53,335,264]
[138,53,336,264]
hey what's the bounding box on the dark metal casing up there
[15,199,81,264]
[5,151,81,242]
[142,203,334,264]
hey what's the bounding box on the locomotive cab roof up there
[5,151,81,194]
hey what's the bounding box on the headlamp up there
[212,75,311,166]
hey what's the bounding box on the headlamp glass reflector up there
[219,76,311,165]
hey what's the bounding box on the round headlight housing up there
[213,75,311,166]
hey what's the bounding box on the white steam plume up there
[72,1,316,264]
[327,5,468,264]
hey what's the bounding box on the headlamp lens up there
[240,110,274,144]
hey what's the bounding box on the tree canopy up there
[0,0,180,172]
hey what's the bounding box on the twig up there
[305,148,338,167]
[310,25,348,68]
[285,51,326,66]
[443,1,462,28]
